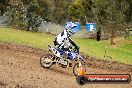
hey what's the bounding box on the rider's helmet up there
[64,22,77,36]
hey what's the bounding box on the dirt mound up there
[85,56,132,72]
[0,41,47,55]
[0,41,132,88]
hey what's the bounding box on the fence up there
[0,14,8,27]
[0,14,64,35]
[38,21,64,35]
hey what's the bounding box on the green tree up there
[0,0,10,15]
[26,1,42,31]
[6,0,42,31]
[121,0,132,23]
[52,0,68,24]
[6,1,27,29]
[92,0,129,45]
[36,0,54,22]
[68,0,92,24]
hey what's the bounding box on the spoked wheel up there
[40,54,54,68]
[73,62,86,76]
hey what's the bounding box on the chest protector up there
[54,29,71,48]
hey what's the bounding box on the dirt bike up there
[40,44,85,76]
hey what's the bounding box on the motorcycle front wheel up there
[40,54,54,68]
[73,62,85,76]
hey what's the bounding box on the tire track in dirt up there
[0,42,132,88]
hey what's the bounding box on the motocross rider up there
[53,22,79,66]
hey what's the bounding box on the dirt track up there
[0,42,132,88]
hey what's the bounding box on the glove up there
[74,46,79,54]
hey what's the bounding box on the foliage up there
[0,0,10,15]
[26,2,42,31]
[3,0,69,30]
[51,0,68,24]
[67,0,132,42]
[5,0,42,31]
[92,0,131,45]
[68,0,92,24]
[6,2,28,29]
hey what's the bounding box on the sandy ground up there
[0,42,132,88]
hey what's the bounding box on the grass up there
[0,27,132,64]
[0,27,54,50]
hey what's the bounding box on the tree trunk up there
[96,29,101,41]
[85,16,88,23]
[110,29,115,45]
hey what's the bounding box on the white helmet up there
[64,22,77,35]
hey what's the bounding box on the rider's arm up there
[68,37,79,53]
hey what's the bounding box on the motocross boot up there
[69,63,72,67]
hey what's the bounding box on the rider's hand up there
[73,47,79,54]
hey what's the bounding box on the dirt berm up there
[0,42,132,88]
